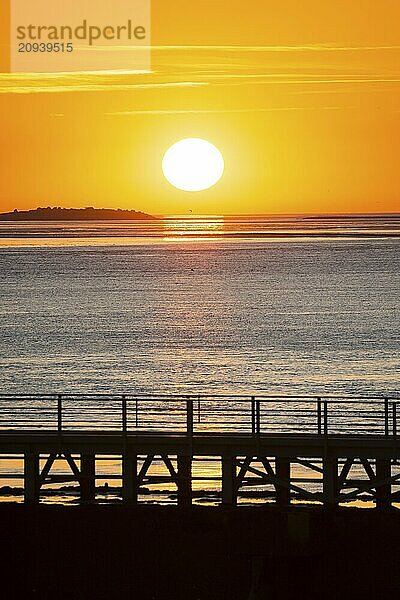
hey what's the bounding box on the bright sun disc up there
[162,138,224,192]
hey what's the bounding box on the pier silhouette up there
[0,393,399,507]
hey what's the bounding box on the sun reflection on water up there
[161,216,225,238]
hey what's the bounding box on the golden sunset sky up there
[0,0,399,215]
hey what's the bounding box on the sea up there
[0,215,399,504]
[0,214,399,395]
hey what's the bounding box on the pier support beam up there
[24,453,39,504]
[177,454,192,507]
[122,454,138,503]
[323,457,338,505]
[222,455,236,506]
[275,457,290,507]
[375,458,392,509]
[80,453,96,502]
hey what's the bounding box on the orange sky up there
[0,0,399,215]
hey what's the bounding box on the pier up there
[0,393,399,507]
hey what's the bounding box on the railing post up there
[122,395,127,435]
[393,403,397,437]
[256,398,261,434]
[251,396,256,434]
[57,394,62,433]
[323,401,328,436]
[186,397,193,436]
[251,397,260,434]
[317,398,322,435]
[384,398,389,436]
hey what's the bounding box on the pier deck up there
[0,393,399,506]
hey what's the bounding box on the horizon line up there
[1,207,400,220]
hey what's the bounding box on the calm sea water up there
[0,216,399,396]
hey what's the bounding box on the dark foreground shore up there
[0,504,399,599]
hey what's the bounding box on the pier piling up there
[275,457,291,506]
[122,454,138,503]
[375,458,392,509]
[177,454,192,507]
[323,457,338,505]
[80,453,96,502]
[24,452,39,503]
[222,455,237,506]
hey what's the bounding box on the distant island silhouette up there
[0,207,156,221]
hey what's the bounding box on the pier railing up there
[0,394,399,436]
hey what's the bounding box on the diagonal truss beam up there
[39,453,58,486]
[339,470,400,501]
[138,454,154,484]
[294,458,324,475]
[39,452,82,487]
[236,457,315,499]
[161,455,179,484]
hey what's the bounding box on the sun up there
[162,138,224,192]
